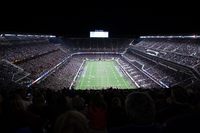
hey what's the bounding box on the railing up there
[116,59,140,88]
[69,60,86,89]
[121,55,167,88]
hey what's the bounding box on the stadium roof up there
[1,2,199,37]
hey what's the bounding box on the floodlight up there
[90,30,109,38]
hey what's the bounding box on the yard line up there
[111,61,120,88]
[70,60,85,89]
[106,62,110,88]
[79,63,87,89]
[113,61,129,89]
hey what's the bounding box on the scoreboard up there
[90,30,109,38]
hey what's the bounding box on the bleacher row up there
[133,38,200,73]
[118,58,161,88]
[64,38,132,52]
[121,50,193,88]
[127,38,200,88]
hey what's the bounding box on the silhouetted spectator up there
[88,93,107,133]
[109,92,159,133]
[54,111,89,133]
[108,97,128,128]
[163,113,200,133]
[156,87,192,123]
[72,95,86,115]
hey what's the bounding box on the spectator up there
[6,93,44,133]
[109,92,158,133]
[125,92,156,124]
[108,97,128,128]
[54,111,89,133]
[163,113,200,133]
[88,93,107,133]
[156,87,192,123]
[72,95,86,115]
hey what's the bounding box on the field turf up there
[74,60,136,90]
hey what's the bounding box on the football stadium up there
[1,5,200,133]
[1,35,199,90]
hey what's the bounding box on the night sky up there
[0,2,199,37]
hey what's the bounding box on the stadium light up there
[90,30,109,38]
[4,34,17,36]
[2,33,56,38]
[140,35,200,39]
[49,35,56,38]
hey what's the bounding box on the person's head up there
[171,87,189,104]
[90,93,106,109]
[72,96,85,111]
[0,94,3,104]
[55,95,73,116]
[111,97,122,108]
[54,111,89,133]
[10,94,26,112]
[125,92,155,124]
[15,88,27,99]
[0,94,3,113]
[32,93,46,106]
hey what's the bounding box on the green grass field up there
[74,60,136,90]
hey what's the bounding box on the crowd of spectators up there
[118,58,160,88]
[18,50,67,78]
[132,38,200,73]
[0,40,58,63]
[38,56,83,90]
[63,38,132,52]
[123,50,192,88]
[0,36,70,85]
[0,60,31,84]
[1,85,200,133]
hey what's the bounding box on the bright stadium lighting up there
[140,35,200,39]
[4,34,16,36]
[90,30,109,38]
[49,35,56,38]
[17,34,28,37]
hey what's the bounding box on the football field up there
[74,60,136,90]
